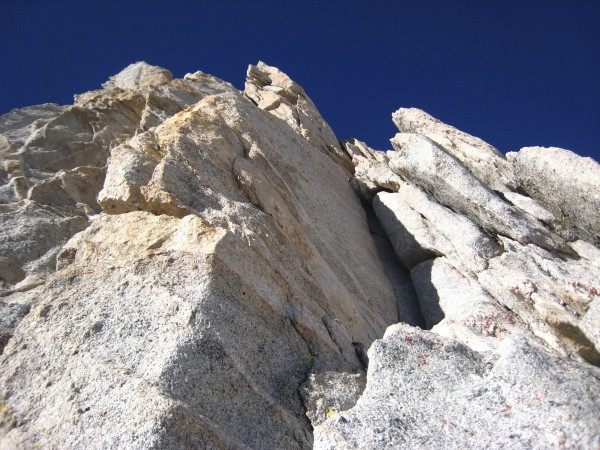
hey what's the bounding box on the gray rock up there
[411,257,529,352]
[0,203,89,277]
[374,189,502,272]
[392,107,517,191]
[582,298,600,355]
[0,258,26,286]
[508,146,600,245]
[0,302,30,355]
[373,192,449,269]
[478,237,600,364]
[300,371,366,427]
[315,323,600,449]
[361,200,424,327]
[388,133,571,254]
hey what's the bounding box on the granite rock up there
[1,63,396,449]
[1,61,599,449]
[508,146,600,245]
[315,323,600,449]
[392,107,517,191]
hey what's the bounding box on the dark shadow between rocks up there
[360,198,426,328]
[409,259,444,330]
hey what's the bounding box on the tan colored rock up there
[343,138,387,163]
[246,61,353,174]
[2,65,397,449]
[0,62,238,282]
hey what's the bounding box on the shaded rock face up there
[1,62,599,449]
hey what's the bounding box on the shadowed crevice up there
[360,199,426,328]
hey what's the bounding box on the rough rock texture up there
[316,324,600,449]
[508,146,600,245]
[0,61,237,296]
[392,107,517,191]
[1,63,600,449]
[0,63,396,449]
[315,108,600,448]
[245,62,353,175]
[388,133,570,254]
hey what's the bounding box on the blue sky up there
[2,1,599,160]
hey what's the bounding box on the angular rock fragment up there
[374,189,502,272]
[389,133,571,254]
[508,146,600,245]
[392,107,517,191]
[246,61,353,174]
[315,323,600,449]
[478,237,600,364]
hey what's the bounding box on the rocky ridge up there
[0,62,599,449]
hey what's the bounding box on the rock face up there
[1,62,599,449]
[0,62,395,449]
[508,146,600,245]
[317,111,600,448]
[316,324,600,449]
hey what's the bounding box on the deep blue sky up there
[2,1,599,160]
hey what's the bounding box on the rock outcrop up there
[0,62,396,449]
[508,146,600,245]
[316,110,600,449]
[1,62,599,449]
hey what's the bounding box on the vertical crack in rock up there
[287,316,317,433]
[325,123,600,447]
[359,198,426,328]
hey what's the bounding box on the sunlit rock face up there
[1,62,599,449]
[318,112,600,449]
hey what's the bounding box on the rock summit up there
[1,62,599,449]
